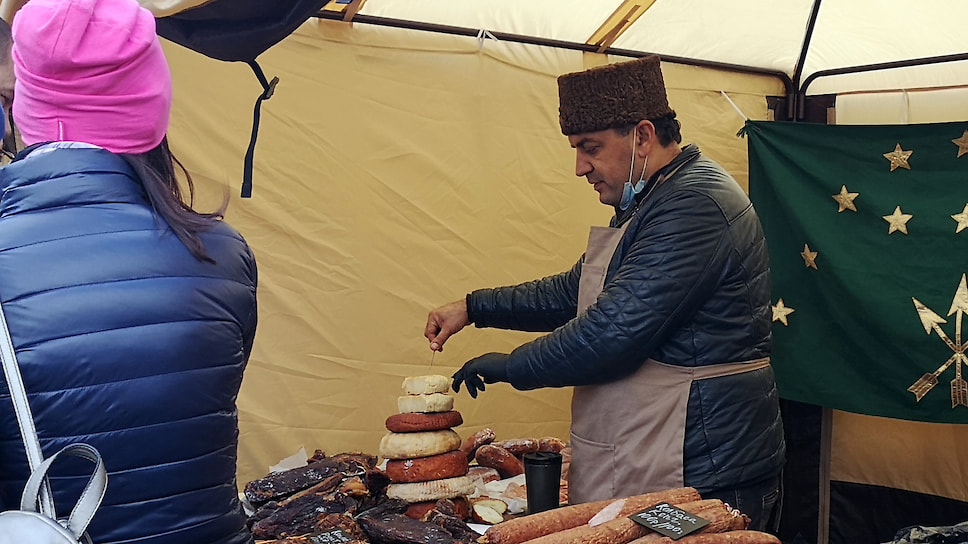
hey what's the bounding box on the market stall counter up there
[243,375,779,544]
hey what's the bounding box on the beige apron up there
[568,219,770,504]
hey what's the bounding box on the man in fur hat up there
[425,55,785,531]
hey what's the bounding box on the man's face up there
[568,128,635,208]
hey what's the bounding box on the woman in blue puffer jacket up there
[0,0,257,543]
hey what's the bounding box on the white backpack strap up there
[21,443,107,539]
[0,298,56,515]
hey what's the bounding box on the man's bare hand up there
[425,299,470,351]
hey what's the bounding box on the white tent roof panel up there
[359,0,622,45]
[612,0,815,76]
[351,0,968,97]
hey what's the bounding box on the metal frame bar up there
[801,52,968,96]
[790,0,824,120]
[313,11,794,97]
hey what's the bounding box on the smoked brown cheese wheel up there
[385,450,469,483]
[386,410,463,433]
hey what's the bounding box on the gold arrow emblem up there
[908,274,968,407]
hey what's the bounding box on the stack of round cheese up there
[380,375,476,518]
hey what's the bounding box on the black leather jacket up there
[467,145,785,493]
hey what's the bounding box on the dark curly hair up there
[613,113,682,146]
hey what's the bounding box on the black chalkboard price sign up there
[628,502,710,540]
[309,528,355,544]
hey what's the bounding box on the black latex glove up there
[451,352,510,399]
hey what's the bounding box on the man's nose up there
[575,155,592,177]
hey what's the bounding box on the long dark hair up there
[121,136,228,263]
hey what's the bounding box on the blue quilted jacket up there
[468,145,785,494]
[0,147,256,544]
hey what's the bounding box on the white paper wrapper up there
[239,493,255,517]
[466,522,490,535]
[269,446,309,473]
[588,498,626,526]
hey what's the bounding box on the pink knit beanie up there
[11,0,172,153]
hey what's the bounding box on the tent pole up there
[818,407,832,544]
[791,0,823,121]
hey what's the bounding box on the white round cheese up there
[397,392,454,414]
[402,374,451,395]
[379,429,462,459]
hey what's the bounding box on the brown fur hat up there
[557,55,674,135]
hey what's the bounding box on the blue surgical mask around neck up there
[619,131,648,211]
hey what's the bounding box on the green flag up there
[747,120,968,423]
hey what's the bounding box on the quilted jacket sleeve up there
[241,243,259,361]
[467,258,583,332]
[505,186,742,390]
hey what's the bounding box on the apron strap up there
[650,357,771,380]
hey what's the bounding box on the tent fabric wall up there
[831,412,968,503]
[161,18,782,484]
[837,89,968,126]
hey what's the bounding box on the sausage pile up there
[460,428,569,510]
[479,487,781,544]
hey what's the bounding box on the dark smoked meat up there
[246,500,280,530]
[245,456,373,506]
[256,536,367,544]
[251,493,360,539]
[365,467,391,495]
[308,451,379,469]
[248,474,343,530]
[315,512,369,541]
[425,499,459,519]
[416,499,476,542]
[357,498,409,518]
[357,512,465,544]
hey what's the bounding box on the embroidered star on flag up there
[952,130,968,158]
[952,204,968,233]
[832,186,859,212]
[772,299,795,326]
[801,244,818,269]
[883,143,913,171]
[883,206,913,234]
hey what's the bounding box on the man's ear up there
[635,120,654,149]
